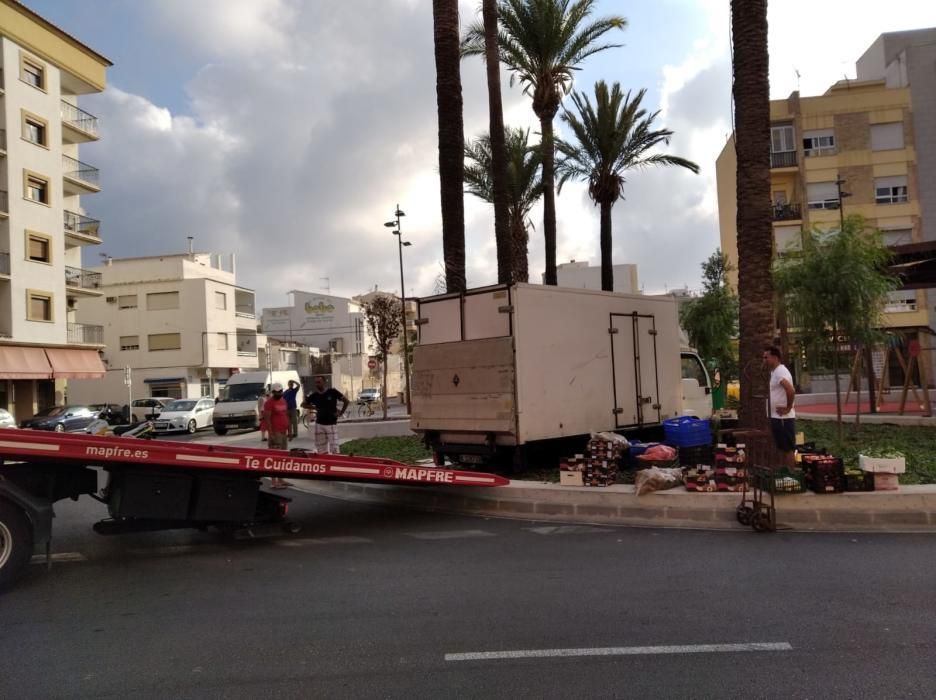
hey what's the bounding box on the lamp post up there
[384,204,412,409]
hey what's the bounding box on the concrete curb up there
[291,480,936,533]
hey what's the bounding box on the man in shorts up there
[262,383,291,488]
[763,346,796,469]
[304,376,349,454]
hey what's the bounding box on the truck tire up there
[214,425,228,436]
[0,499,33,593]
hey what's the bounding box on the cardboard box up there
[858,455,906,474]
[873,473,899,491]
[560,470,584,487]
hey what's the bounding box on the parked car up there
[153,398,215,434]
[89,403,127,426]
[358,388,381,403]
[0,408,17,429]
[20,405,99,432]
[131,397,173,422]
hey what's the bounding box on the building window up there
[806,182,840,209]
[770,125,795,153]
[870,122,904,151]
[885,290,917,312]
[148,333,182,351]
[875,176,908,204]
[215,291,227,310]
[146,291,180,310]
[118,294,138,309]
[26,290,53,322]
[22,112,48,147]
[24,172,50,205]
[20,55,45,90]
[774,226,802,255]
[281,350,298,370]
[26,232,52,263]
[200,378,212,397]
[120,335,140,351]
[217,333,228,350]
[803,129,835,157]
[882,228,912,247]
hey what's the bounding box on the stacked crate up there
[684,465,717,492]
[714,443,747,492]
[559,454,586,486]
[583,434,626,487]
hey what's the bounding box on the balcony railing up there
[0,189,7,214]
[772,203,802,221]
[67,322,103,345]
[61,100,99,136]
[62,154,100,186]
[0,128,6,151]
[0,251,9,275]
[65,265,102,290]
[64,210,101,238]
[235,305,256,318]
[770,150,797,168]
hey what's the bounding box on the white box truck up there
[213,370,302,435]
[410,284,712,467]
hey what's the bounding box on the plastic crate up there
[753,467,805,494]
[802,455,844,494]
[679,444,714,467]
[663,417,712,448]
[843,470,875,492]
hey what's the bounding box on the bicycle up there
[356,400,376,418]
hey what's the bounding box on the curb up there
[291,480,936,533]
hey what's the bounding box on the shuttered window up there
[146,291,180,310]
[27,233,51,263]
[120,336,140,351]
[807,182,839,209]
[870,123,904,151]
[148,333,181,351]
[118,295,138,309]
[27,291,53,321]
[215,291,227,310]
[874,176,908,204]
[217,333,228,350]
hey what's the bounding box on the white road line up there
[0,440,61,452]
[445,642,793,662]
[406,529,495,540]
[276,536,373,547]
[174,453,242,465]
[330,466,381,475]
[525,525,613,535]
[453,475,497,484]
[30,552,87,564]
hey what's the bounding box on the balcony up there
[68,322,103,345]
[62,154,101,194]
[0,128,6,153]
[0,189,7,216]
[61,100,99,142]
[65,265,103,295]
[0,251,9,276]
[236,330,258,356]
[772,203,802,222]
[64,210,101,243]
[770,150,797,169]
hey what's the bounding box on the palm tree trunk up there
[511,210,529,282]
[432,0,466,293]
[540,116,558,285]
[482,0,512,285]
[599,200,613,291]
[731,0,773,432]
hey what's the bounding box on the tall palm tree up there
[463,0,626,286]
[731,0,773,431]
[556,82,699,292]
[481,0,512,284]
[465,127,544,282]
[432,0,467,293]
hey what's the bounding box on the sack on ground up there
[635,466,684,496]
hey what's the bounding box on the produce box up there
[858,455,906,474]
[843,469,875,492]
[714,444,747,467]
[684,466,717,492]
[715,466,747,492]
[873,473,899,491]
[801,455,844,494]
[559,470,584,487]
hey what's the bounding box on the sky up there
[26,0,936,309]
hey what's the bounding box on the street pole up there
[385,205,412,410]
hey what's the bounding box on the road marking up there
[0,440,61,452]
[525,525,612,535]
[453,475,498,484]
[174,453,241,465]
[276,536,373,547]
[30,552,87,564]
[445,642,793,662]
[406,529,495,540]
[330,466,382,475]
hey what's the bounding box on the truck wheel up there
[0,499,33,593]
[187,419,197,434]
[214,425,228,436]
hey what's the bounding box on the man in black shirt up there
[304,376,349,454]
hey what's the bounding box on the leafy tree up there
[362,295,404,420]
[680,250,739,377]
[773,216,898,440]
[464,127,544,282]
[462,0,626,286]
[557,82,699,291]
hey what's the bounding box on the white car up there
[153,398,215,434]
[0,408,16,429]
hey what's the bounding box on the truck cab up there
[212,371,302,435]
[679,351,713,417]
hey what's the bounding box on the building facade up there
[68,253,258,403]
[549,260,639,293]
[0,2,111,420]
[261,290,374,354]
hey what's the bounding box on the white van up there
[212,370,302,435]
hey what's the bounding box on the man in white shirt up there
[763,346,796,468]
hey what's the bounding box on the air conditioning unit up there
[106,296,117,304]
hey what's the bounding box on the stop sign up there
[368,358,377,369]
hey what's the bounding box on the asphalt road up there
[2,489,935,699]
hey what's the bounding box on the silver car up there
[0,408,16,429]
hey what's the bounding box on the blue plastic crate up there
[663,416,712,448]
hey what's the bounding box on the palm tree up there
[556,82,699,292]
[731,0,773,431]
[463,0,626,286]
[432,0,467,293]
[465,127,544,282]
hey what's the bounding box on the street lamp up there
[384,204,412,410]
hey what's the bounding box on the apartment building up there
[0,1,111,420]
[67,252,259,403]
[549,260,639,293]
[261,290,375,354]
[716,29,936,371]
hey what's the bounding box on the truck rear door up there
[610,313,661,427]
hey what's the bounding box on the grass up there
[341,435,431,464]
[798,419,936,485]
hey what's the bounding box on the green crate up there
[753,467,805,494]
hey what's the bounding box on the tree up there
[362,295,404,420]
[731,0,773,433]
[464,126,544,282]
[680,250,739,377]
[773,216,898,441]
[432,0,467,293]
[557,82,699,291]
[462,0,626,286]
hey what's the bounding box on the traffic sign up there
[367,358,378,370]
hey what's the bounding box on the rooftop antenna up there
[794,69,801,91]
[321,277,330,294]
[187,236,194,256]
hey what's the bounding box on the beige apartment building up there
[0,1,111,420]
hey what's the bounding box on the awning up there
[0,346,53,379]
[143,377,186,384]
[44,348,106,379]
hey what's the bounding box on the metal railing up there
[64,210,101,238]
[67,322,103,345]
[0,190,7,214]
[60,100,99,137]
[62,154,100,186]
[772,203,802,221]
[65,265,102,290]
[770,150,797,168]
[0,128,6,151]
[0,251,9,275]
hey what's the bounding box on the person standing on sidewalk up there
[283,380,301,440]
[262,383,291,489]
[257,388,269,442]
[305,376,349,454]
[763,346,796,469]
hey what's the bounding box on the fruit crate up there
[802,455,844,494]
[663,416,712,448]
[843,470,875,492]
[753,467,805,494]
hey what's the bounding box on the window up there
[806,182,839,209]
[885,290,917,312]
[146,291,180,310]
[680,355,708,387]
[120,335,140,351]
[803,129,835,157]
[26,233,51,263]
[148,333,182,351]
[200,379,211,398]
[22,112,48,147]
[882,228,912,247]
[875,176,908,204]
[24,172,50,205]
[217,333,228,350]
[26,290,53,321]
[774,226,802,254]
[118,294,138,309]
[770,125,795,153]
[215,291,227,310]
[20,56,45,90]
[870,122,904,151]
[281,350,298,370]
[773,191,788,206]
